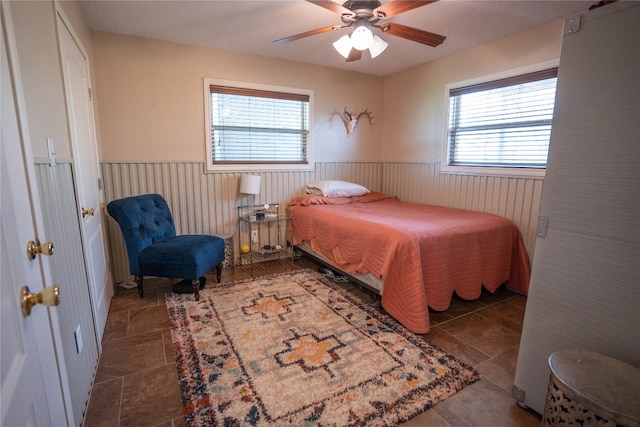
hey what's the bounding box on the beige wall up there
[11,0,71,160]
[11,1,564,169]
[10,0,95,161]
[382,20,564,162]
[92,20,564,166]
[91,32,384,163]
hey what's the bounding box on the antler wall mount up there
[341,107,374,135]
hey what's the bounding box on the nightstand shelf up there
[237,204,290,275]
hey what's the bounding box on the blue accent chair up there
[107,193,225,300]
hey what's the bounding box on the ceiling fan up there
[274,0,446,62]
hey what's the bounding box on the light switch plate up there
[46,137,56,167]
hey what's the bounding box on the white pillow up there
[306,180,370,197]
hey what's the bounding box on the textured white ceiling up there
[79,0,595,76]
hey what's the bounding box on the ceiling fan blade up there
[373,1,438,18]
[274,25,344,45]
[346,48,362,62]
[306,0,355,17]
[380,23,446,47]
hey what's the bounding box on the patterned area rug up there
[166,270,479,426]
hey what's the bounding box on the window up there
[446,68,558,171]
[205,79,312,171]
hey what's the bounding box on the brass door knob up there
[26,240,54,260]
[21,285,60,317]
[81,207,95,217]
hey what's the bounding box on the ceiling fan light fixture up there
[369,35,388,58]
[350,26,373,50]
[333,35,353,58]
[276,1,446,63]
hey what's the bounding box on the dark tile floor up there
[83,256,541,426]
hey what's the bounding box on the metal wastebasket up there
[542,349,640,427]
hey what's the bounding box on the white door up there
[513,2,640,414]
[58,13,112,342]
[1,5,68,425]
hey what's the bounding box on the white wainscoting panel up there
[35,162,99,424]
[102,161,541,283]
[101,161,384,282]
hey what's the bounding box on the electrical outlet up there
[251,230,259,243]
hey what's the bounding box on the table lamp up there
[239,174,261,206]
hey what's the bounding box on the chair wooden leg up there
[134,275,144,298]
[192,279,200,301]
[216,264,222,283]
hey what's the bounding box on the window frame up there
[441,61,559,178]
[204,78,314,172]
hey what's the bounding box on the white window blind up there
[210,85,309,165]
[447,68,558,169]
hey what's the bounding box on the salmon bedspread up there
[288,193,530,333]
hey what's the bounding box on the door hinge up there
[511,385,528,408]
[88,87,93,101]
[537,216,548,238]
[563,15,581,36]
[97,177,102,191]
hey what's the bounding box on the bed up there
[287,183,530,334]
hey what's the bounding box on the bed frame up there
[294,242,381,303]
[287,191,530,333]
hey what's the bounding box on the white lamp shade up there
[351,26,373,51]
[369,35,388,58]
[333,35,352,58]
[239,174,261,195]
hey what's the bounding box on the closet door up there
[57,11,112,341]
[513,2,640,414]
